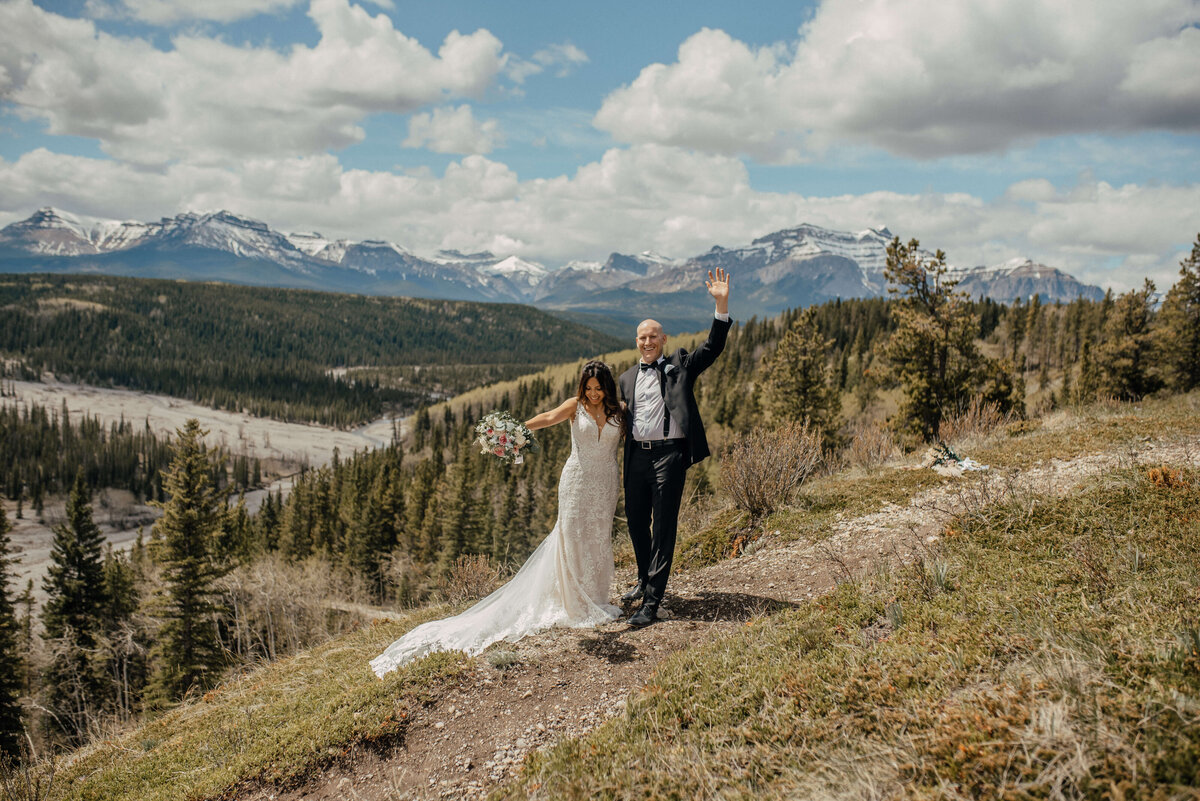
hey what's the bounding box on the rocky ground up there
[238,434,1198,801]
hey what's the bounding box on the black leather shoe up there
[620,582,645,603]
[628,604,658,627]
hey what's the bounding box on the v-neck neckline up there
[581,404,606,442]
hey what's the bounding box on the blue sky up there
[2,0,1199,290]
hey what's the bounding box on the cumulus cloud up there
[594,0,1200,161]
[0,0,504,165]
[3,145,1195,292]
[404,105,502,154]
[506,41,588,83]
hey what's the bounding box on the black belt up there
[635,439,682,452]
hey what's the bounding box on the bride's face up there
[584,377,605,406]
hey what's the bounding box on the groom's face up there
[636,320,666,364]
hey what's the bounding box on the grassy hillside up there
[27,392,1200,800]
[0,274,622,426]
[508,460,1199,798]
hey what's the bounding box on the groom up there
[618,268,732,627]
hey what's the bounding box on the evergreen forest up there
[0,274,622,427]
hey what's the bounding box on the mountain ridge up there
[0,207,1106,329]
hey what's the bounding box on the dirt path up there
[238,434,1198,801]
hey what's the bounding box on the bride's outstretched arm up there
[525,397,578,431]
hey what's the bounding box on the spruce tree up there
[1157,234,1200,392]
[0,506,24,757]
[760,307,838,441]
[882,237,981,441]
[41,472,108,743]
[1097,279,1160,401]
[148,419,227,706]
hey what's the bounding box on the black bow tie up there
[639,361,660,372]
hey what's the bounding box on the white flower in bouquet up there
[474,410,539,464]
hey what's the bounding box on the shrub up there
[843,420,900,469]
[440,554,502,604]
[723,420,824,519]
[938,396,1007,448]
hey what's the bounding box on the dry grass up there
[937,396,1009,450]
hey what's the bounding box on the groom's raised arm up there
[683,269,732,375]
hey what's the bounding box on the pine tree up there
[438,446,482,571]
[882,238,981,441]
[981,357,1026,418]
[760,307,839,441]
[147,419,228,706]
[0,506,24,757]
[1157,234,1200,392]
[41,472,109,743]
[1097,280,1160,401]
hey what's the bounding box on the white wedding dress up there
[371,406,622,677]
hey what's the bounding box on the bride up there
[371,360,624,678]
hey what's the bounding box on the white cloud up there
[3,145,1195,293]
[404,105,502,154]
[594,1,1200,161]
[505,41,588,84]
[84,0,305,25]
[0,0,504,165]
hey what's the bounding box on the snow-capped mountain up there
[285,231,354,264]
[0,208,1105,331]
[950,257,1105,303]
[0,207,152,256]
[149,211,313,268]
[479,255,549,288]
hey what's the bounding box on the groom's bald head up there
[636,319,666,364]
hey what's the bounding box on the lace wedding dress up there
[371,406,622,678]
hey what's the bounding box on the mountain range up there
[0,208,1104,334]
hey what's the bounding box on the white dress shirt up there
[632,312,729,442]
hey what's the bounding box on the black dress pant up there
[624,442,687,607]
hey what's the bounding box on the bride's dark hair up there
[576,360,623,428]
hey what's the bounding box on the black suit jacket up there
[619,316,731,472]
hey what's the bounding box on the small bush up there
[440,554,502,604]
[843,420,900,469]
[485,649,521,670]
[0,741,55,801]
[723,420,823,519]
[938,396,1007,447]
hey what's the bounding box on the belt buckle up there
[639,440,653,450]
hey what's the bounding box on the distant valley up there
[0,208,1105,334]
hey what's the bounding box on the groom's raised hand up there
[706,268,731,315]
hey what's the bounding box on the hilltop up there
[36,392,1200,800]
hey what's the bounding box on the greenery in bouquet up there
[474,411,539,464]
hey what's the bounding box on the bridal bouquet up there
[474,411,539,464]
